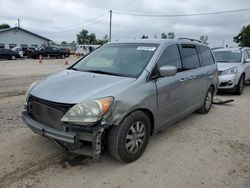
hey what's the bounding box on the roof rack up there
[177,37,202,43]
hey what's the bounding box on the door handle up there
[180,78,187,83]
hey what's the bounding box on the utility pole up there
[109,10,112,42]
[17,18,20,27]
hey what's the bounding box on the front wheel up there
[235,75,244,95]
[197,87,214,114]
[107,111,151,163]
[61,54,65,59]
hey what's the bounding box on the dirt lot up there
[0,57,250,188]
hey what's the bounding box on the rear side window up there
[157,44,182,72]
[180,45,200,70]
[199,46,215,66]
[247,50,250,57]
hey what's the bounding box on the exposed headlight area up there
[61,97,113,125]
[24,81,39,107]
[220,67,237,75]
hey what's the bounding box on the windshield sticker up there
[137,46,156,51]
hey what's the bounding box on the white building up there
[0,27,51,50]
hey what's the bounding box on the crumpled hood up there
[30,70,136,104]
[217,63,240,71]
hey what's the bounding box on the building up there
[0,27,51,50]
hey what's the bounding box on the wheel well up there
[135,108,155,135]
[210,84,215,92]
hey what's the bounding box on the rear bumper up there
[22,111,105,158]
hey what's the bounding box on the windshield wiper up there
[70,67,79,71]
[86,70,125,77]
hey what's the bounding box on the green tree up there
[167,32,175,39]
[234,25,250,47]
[61,41,67,45]
[141,35,148,39]
[161,32,167,39]
[0,23,10,30]
[77,29,90,44]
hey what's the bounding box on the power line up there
[113,8,250,17]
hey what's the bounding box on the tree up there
[161,32,167,39]
[200,35,208,44]
[77,29,90,44]
[0,23,10,30]
[167,32,175,39]
[61,41,67,45]
[141,35,148,39]
[234,25,250,47]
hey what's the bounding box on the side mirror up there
[244,58,250,63]
[159,66,177,77]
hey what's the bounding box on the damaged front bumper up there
[22,111,107,158]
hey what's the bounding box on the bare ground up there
[0,58,249,188]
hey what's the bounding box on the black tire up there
[197,87,214,114]
[235,75,244,95]
[61,54,65,59]
[107,111,151,163]
[38,54,43,59]
[9,55,16,60]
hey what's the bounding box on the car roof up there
[213,47,250,52]
[110,39,208,47]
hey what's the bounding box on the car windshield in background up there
[213,50,242,63]
[72,43,159,78]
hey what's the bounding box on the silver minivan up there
[22,39,218,162]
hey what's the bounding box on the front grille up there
[27,95,74,130]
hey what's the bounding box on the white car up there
[11,47,24,58]
[75,45,100,56]
[213,47,250,95]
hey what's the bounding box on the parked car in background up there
[0,48,20,60]
[60,48,71,57]
[11,47,24,58]
[34,47,66,59]
[27,47,38,58]
[22,39,218,162]
[75,44,100,56]
[213,47,250,95]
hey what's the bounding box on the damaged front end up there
[22,95,114,159]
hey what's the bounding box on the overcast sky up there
[1,0,250,47]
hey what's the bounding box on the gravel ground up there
[0,58,249,188]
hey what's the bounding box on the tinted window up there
[0,44,4,48]
[157,44,182,71]
[181,45,200,70]
[199,46,214,66]
[213,50,242,63]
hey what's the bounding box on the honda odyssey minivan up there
[22,39,218,162]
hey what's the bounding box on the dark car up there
[34,47,66,59]
[27,47,38,58]
[60,48,71,57]
[0,48,20,60]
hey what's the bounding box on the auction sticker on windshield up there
[137,46,156,51]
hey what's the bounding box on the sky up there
[1,0,250,47]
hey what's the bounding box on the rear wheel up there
[107,111,151,163]
[11,55,16,60]
[197,87,214,114]
[235,75,244,95]
[61,54,65,59]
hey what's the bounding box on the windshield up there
[72,43,158,78]
[213,50,242,63]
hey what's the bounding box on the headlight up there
[61,97,113,125]
[221,67,237,75]
[24,81,39,107]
